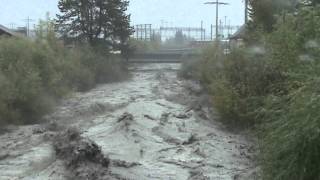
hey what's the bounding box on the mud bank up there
[0,63,257,180]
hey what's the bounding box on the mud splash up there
[0,63,258,180]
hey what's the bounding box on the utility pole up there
[205,0,229,40]
[201,21,203,41]
[228,20,231,37]
[219,20,223,38]
[8,23,16,30]
[210,25,213,40]
[23,16,34,37]
[224,16,227,28]
[224,16,227,38]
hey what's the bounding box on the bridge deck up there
[128,49,199,63]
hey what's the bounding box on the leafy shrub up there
[261,81,320,180]
[178,58,201,80]
[0,36,128,126]
[0,37,57,124]
[259,6,320,180]
[78,47,128,84]
[180,5,320,180]
[181,43,283,125]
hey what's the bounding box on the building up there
[14,27,28,37]
[229,25,246,47]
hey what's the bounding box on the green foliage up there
[183,43,283,125]
[56,0,133,48]
[181,4,320,180]
[177,2,320,178]
[0,37,59,124]
[248,0,297,33]
[259,6,320,180]
[178,58,201,80]
[0,34,127,126]
[261,82,320,180]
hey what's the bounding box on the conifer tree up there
[56,0,133,49]
[248,0,298,32]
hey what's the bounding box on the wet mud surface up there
[0,64,257,180]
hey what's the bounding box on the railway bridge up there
[128,48,200,63]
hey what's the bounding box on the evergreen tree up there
[248,0,298,32]
[174,31,185,44]
[56,0,133,49]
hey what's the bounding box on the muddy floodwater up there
[0,63,257,180]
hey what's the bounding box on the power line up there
[204,0,230,40]
[22,16,34,37]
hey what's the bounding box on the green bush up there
[180,5,320,180]
[178,58,202,80]
[180,43,283,125]
[259,6,320,180]
[0,36,128,126]
[261,81,320,180]
[0,37,57,124]
[78,48,128,84]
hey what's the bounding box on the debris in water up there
[182,134,199,145]
[32,127,46,134]
[117,112,134,131]
[175,113,190,119]
[188,170,210,180]
[213,164,224,168]
[144,114,156,120]
[160,113,170,125]
[111,159,141,168]
[53,128,110,180]
[117,112,134,123]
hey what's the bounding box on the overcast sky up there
[0,0,245,31]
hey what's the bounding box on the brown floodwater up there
[0,63,257,180]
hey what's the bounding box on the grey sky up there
[0,0,245,31]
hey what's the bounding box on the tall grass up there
[0,36,127,126]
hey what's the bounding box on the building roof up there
[229,25,246,40]
[0,24,18,36]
